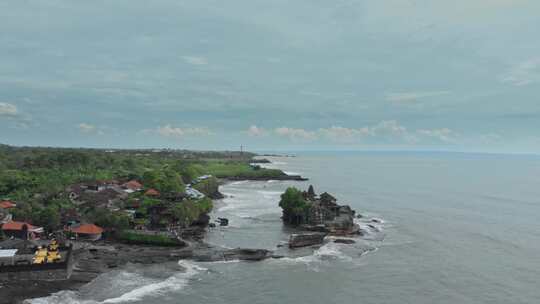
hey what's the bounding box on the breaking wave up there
[25,261,206,304]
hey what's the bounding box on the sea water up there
[27,152,540,304]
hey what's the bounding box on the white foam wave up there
[25,292,98,304]
[26,261,206,304]
[283,171,301,176]
[102,261,205,303]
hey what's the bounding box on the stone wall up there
[0,246,73,281]
[0,268,69,281]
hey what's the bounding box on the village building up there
[65,223,104,241]
[1,221,44,240]
[145,188,160,197]
[69,185,128,210]
[122,180,143,193]
[0,208,12,224]
[0,200,16,209]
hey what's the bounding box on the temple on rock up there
[280,185,360,235]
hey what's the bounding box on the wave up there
[26,261,206,304]
[103,261,205,303]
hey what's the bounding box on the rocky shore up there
[0,241,279,304]
[224,174,308,182]
[0,161,308,303]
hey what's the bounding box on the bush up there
[279,187,310,214]
[116,231,183,246]
[169,197,213,226]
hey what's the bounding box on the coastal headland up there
[0,145,310,303]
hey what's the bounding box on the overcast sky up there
[1,0,540,152]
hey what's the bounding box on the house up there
[0,200,16,209]
[65,223,103,241]
[1,221,44,240]
[0,208,13,224]
[145,188,160,197]
[147,204,172,228]
[61,208,81,224]
[122,180,143,192]
[186,186,205,199]
[78,188,128,209]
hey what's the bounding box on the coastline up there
[3,168,308,304]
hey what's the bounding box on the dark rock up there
[191,213,210,227]
[223,248,272,261]
[191,247,273,262]
[289,233,326,248]
[217,218,229,226]
[333,239,356,244]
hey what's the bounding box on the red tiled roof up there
[66,224,103,235]
[145,188,160,196]
[2,221,37,231]
[0,201,16,209]
[124,180,143,190]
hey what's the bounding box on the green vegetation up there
[279,187,310,214]
[115,230,183,246]
[203,162,284,178]
[279,187,311,225]
[193,176,220,196]
[142,168,185,195]
[86,208,131,231]
[0,145,283,233]
[169,198,213,226]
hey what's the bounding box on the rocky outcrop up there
[289,233,326,248]
[225,174,308,181]
[333,238,356,244]
[280,186,360,236]
[192,248,273,262]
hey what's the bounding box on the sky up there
[1,0,540,153]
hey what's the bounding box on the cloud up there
[78,123,96,133]
[371,120,408,137]
[416,128,458,143]
[182,56,208,65]
[385,91,450,103]
[274,127,317,141]
[500,57,540,86]
[247,125,267,137]
[318,126,372,142]
[0,102,18,116]
[155,125,213,138]
[78,123,105,135]
[268,121,459,145]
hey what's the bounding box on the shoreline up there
[3,168,307,303]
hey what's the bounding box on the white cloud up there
[318,126,372,142]
[501,57,540,86]
[156,125,213,138]
[371,120,408,137]
[0,102,18,116]
[416,128,458,143]
[247,125,267,137]
[274,127,317,141]
[78,123,96,133]
[182,56,208,65]
[78,123,105,135]
[386,91,450,103]
[267,121,459,145]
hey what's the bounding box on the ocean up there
[27,152,540,304]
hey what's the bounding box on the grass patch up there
[116,231,184,247]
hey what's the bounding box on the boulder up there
[289,233,326,248]
[192,248,273,262]
[333,238,356,244]
[191,213,210,227]
[217,217,229,226]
